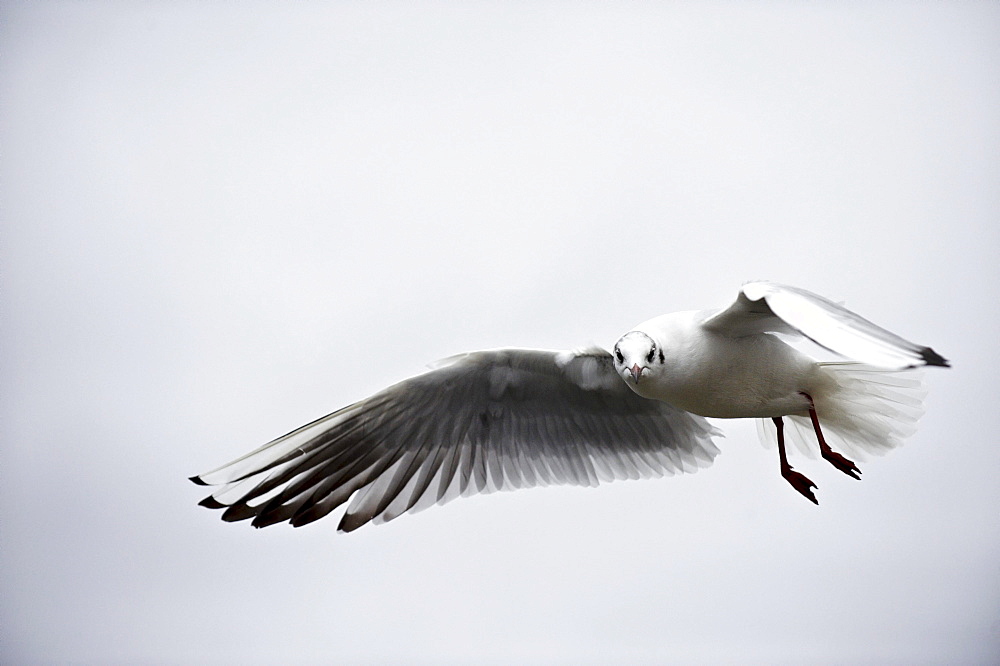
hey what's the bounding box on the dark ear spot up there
[658,349,665,363]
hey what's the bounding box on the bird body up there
[617,310,820,419]
[191,281,947,531]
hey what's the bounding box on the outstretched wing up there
[702,281,948,370]
[190,348,721,532]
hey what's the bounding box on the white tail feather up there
[755,363,927,461]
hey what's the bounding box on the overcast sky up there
[2,2,998,664]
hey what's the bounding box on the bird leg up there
[800,392,862,480]
[773,416,818,504]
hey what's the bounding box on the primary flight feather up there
[191,282,947,531]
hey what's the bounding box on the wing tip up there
[919,347,950,368]
[189,475,209,486]
[198,496,227,509]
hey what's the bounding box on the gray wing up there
[702,281,948,370]
[191,348,721,532]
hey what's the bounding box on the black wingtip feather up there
[250,499,299,528]
[920,347,950,367]
[221,504,259,522]
[290,504,333,528]
[198,496,227,509]
[337,514,366,533]
[189,475,209,486]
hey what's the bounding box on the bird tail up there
[755,363,927,460]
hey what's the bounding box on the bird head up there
[613,330,661,388]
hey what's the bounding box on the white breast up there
[629,312,820,419]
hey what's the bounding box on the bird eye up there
[615,348,623,363]
[646,346,656,363]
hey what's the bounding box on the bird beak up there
[629,364,643,383]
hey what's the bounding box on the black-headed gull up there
[191,282,947,531]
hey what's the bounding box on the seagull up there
[191,281,947,532]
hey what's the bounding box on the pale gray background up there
[2,2,998,664]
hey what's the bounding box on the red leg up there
[800,393,862,480]
[774,416,818,504]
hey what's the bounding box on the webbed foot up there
[821,448,862,480]
[782,466,819,505]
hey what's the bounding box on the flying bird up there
[191,282,948,532]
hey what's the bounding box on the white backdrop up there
[3,3,998,664]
